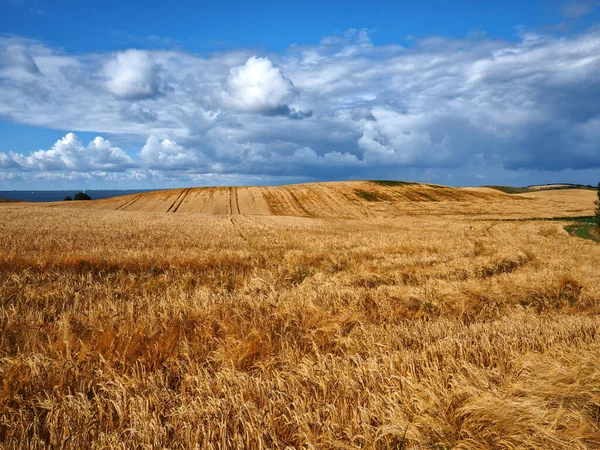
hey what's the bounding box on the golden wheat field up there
[0,181,599,449]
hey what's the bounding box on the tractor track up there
[171,188,191,212]
[226,188,250,243]
[172,188,191,213]
[229,186,241,215]
[116,194,143,211]
[287,189,312,217]
[320,188,359,219]
[166,189,189,213]
[229,215,249,243]
[234,187,241,214]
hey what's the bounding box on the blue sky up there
[1,0,600,189]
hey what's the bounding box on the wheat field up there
[0,182,599,449]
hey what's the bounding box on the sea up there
[0,190,156,202]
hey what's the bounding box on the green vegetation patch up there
[528,183,595,191]
[355,189,389,202]
[564,224,600,243]
[74,192,92,201]
[369,180,416,187]
[484,216,595,223]
[484,185,532,194]
[561,216,596,223]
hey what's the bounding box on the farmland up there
[0,181,599,449]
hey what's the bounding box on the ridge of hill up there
[56,181,512,217]
[6,180,594,219]
[485,183,596,194]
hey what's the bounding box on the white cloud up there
[221,56,296,114]
[103,49,163,99]
[120,103,158,123]
[0,153,20,169]
[87,136,135,168]
[1,43,40,75]
[1,28,600,187]
[4,133,133,171]
[139,135,201,170]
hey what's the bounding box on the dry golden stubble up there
[1,186,599,449]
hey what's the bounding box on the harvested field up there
[0,182,599,449]
[35,181,597,219]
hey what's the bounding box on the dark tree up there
[74,192,91,201]
[595,182,600,227]
[63,196,72,201]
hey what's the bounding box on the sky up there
[1,0,600,189]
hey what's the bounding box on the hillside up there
[485,183,596,193]
[527,183,596,191]
[58,181,503,216]
[45,180,596,219]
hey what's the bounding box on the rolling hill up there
[47,180,596,219]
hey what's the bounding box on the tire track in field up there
[229,215,249,243]
[287,189,312,217]
[228,214,287,246]
[116,194,143,211]
[166,189,187,213]
[261,189,285,216]
[320,187,361,218]
[171,188,191,213]
[233,187,241,214]
[228,186,241,215]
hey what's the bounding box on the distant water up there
[0,190,156,202]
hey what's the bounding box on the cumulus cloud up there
[0,153,20,169]
[1,28,600,188]
[103,49,164,99]
[139,135,202,170]
[220,56,300,115]
[2,133,133,172]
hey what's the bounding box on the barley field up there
[0,182,599,449]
